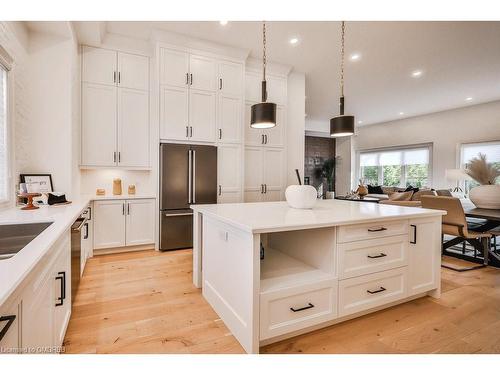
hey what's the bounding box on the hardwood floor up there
[63,250,500,354]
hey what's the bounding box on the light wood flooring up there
[63,250,500,354]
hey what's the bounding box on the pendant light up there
[251,21,277,129]
[330,21,355,137]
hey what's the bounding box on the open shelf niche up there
[260,227,337,293]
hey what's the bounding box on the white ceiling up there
[99,21,500,126]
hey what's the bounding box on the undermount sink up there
[0,222,53,260]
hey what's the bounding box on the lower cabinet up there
[0,300,21,353]
[93,199,155,250]
[244,146,285,202]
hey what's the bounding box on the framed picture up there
[20,174,54,194]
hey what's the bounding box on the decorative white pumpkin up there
[285,185,318,209]
[469,184,500,209]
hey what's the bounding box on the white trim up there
[0,56,14,209]
[459,139,500,192]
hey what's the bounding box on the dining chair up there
[421,195,491,272]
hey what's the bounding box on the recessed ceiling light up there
[399,112,405,115]
[289,37,299,45]
[219,21,228,26]
[350,53,361,61]
[358,120,363,124]
[465,97,473,101]
[411,70,423,78]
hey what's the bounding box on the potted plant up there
[465,153,500,209]
[316,157,337,199]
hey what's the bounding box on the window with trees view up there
[358,145,431,188]
[461,141,500,191]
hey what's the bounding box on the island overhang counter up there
[191,199,445,353]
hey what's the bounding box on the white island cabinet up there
[191,200,445,353]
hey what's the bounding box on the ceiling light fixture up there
[465,97,473,101]
[330,21,355,138]
[289,37,299,45]
[219,21,228,26]
[411,70,423,77]
[250,21,277,129]
[358,120,363,124]
[350,53,361,61]
[399,112,405,115]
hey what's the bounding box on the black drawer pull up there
[368,227,387,232]
[367,286,386,294]
[0,315,16,342]
[55,271,65,306]
[410,224,417,244]
[367,252,387,259]
[290,302,314,312]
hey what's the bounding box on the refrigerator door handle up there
[188,149,192,204]
[192,149,196,203]
[164,212,193,217]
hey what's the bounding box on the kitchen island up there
[191,199,445,353]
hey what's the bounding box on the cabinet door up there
[219,61,243,97]
[245,72,261,102]
[264,105,285,147]
[82,46,117,86]
[267,75,287,105]
[53,237,71,346]
[244,147,264,202]
[118,88,150,167]
[22,271,54,351]
[263,148,284,201]
[189,54,216,92]
[81,83,118,166]
[218,144,242,203]
[93,200,126,249]
[217,94,242,143]
[189,89,216,142]
[0,301,20,353]
[117,52,149,91]
[408,217,441,296]
[125,199,155,246]
[244,101,265,146]
[160,85,189,141]
[160,48,189,87]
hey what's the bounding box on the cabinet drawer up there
[338,267,407,317]
[337,220,408,243]
[338,235,408,279]
[260,280,337,340]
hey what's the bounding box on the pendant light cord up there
[262,21,267,82]
[340,21,345,97]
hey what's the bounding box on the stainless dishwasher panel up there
[71,216,87,303]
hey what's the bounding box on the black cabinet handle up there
[55,271,65,306]
[0,315,16,342]
[219,78,222,90]
[368,227,387,232]
[186,126,189,138]
[367,252,387,259]
[367,286,386,294]
[190,73,193,85]
[186,73,189,85]
[84,222,89,239]
[118,72,121,84]
[113,71,116,83]
[218,185,222,196]
[264,184,267,194]
[290,302,314,312]
[410,224,417,244]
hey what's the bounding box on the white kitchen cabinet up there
[408,217,441,296]
[219,61,244,97]
[244,147,284,202]
[81,46,150,168]
[160,48,189,87]
[189,54,216,92]
[81,83,117,166]
[94,199,156,251]
[245,72,287,105]
[0,300,21,352]
[217,94,242,143]
[218,144,242,203]
[125,199,155,246]
[53,236,71,347]
[160,85,189,140]
[117,52,149,91]
[82,46,117,86]
[118,88,150,167]
[93,200,127,249]
[189,89,216,142]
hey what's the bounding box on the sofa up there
[365,185,438,207]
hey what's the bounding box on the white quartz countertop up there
[90,194,156,201]
[0,198,91,306]
[191,199,446,234]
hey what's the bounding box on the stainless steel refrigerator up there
[159,143,217,250]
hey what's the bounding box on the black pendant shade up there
[330,97,354,137]
[251,79,277,129]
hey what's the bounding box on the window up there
[460,141,500,191]
[358,145,432,188]
[0,61,8,203]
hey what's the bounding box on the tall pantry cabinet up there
[81,46,150,168]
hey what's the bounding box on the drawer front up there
[338,267,407,317]
[337,220,408,243]
[260,280,337,340]
[338,235,408,279]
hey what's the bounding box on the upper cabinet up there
[81,46,150,169]
[245,71,287,106]
[159,47,244,144]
